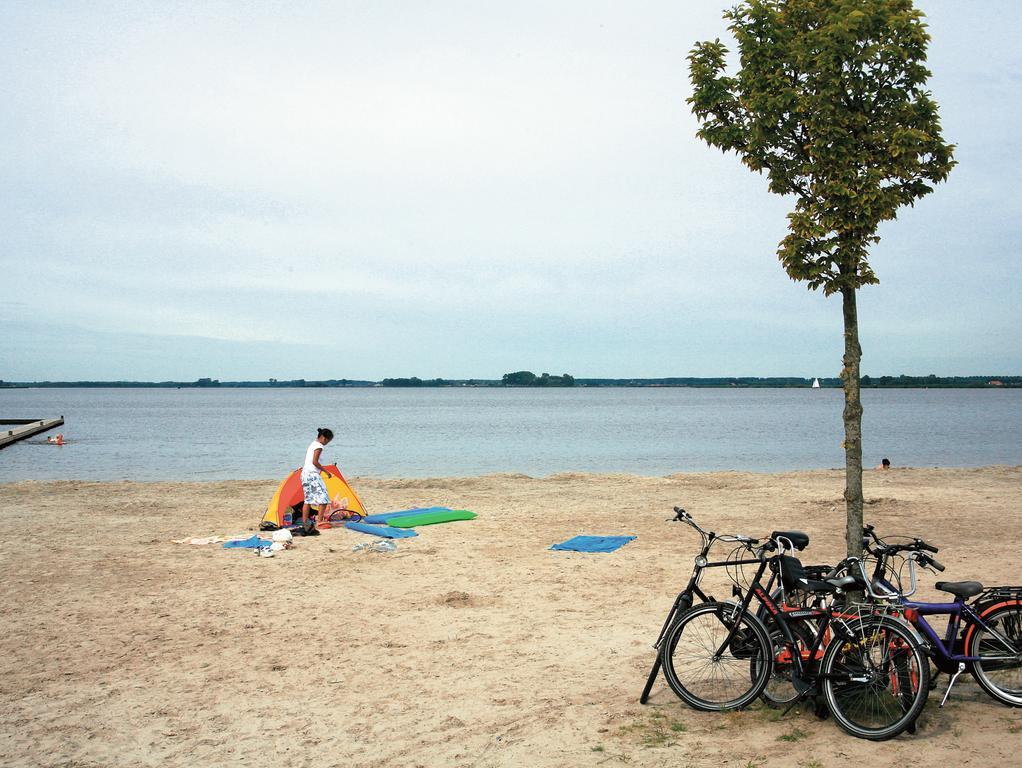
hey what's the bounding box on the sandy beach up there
[2,466,1021,767]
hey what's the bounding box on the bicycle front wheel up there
[660,602,772,711]
[968,603,1022,707]
[821,614,930,740]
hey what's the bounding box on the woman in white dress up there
[300,428,334,533]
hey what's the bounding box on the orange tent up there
[260,464,367,530]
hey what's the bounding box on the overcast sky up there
[1,0,1020,381]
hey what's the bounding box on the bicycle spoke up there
[663,604,769,710]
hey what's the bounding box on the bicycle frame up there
[874,568,1019,672]
[641,515,862,703]
[641,513,765,703]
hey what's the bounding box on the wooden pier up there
[0,417,64,449]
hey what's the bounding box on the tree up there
[688,0,954,556]
[503,371,538,386]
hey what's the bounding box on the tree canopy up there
[502,371,576,387]
[688,0,955,557]
[688,0,955,295]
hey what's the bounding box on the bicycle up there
[640,508,930,740]
[851,526,1022,708]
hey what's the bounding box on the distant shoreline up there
[2,375,1019,389]
[3,464,1021,487]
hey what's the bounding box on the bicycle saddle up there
[827,574,866,593]
[770,530,809,551]
[935,580,983,599]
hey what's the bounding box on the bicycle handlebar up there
[669,507,761,550]
[917,553,946,572]
[861,525,939,557]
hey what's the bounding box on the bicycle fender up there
[962,598,1022,654]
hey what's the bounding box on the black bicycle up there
[640,508,930,740]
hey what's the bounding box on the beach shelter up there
[260,464,367,530]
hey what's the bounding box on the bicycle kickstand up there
[940,662,966,707]
[782,686,816,718]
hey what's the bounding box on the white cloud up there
[1,1,1020,378]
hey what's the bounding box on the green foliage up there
[381,377,426,387]
[777,726,808,742]
[689,0,955,295]
[381,377,458,387]
[502,371,576,387]
[502,370,538,386]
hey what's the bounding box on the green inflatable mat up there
[386,509,477,528]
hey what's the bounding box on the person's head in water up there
[317,427,334,445]
[881,457,890,469]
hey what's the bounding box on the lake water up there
[0,387,1019,481]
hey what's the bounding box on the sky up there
[1,0,1020,381]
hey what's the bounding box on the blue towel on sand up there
[550,535,636,553]
[362,507,451,524]
[345,522,418,539]
[223,535,271,549]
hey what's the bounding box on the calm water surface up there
[0,387,1019,481]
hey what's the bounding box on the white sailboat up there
[811,377,821,389]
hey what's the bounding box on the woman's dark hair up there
[317,427,334,441]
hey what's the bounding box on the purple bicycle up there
[853,525,1022,708]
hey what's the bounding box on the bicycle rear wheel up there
[821,614,929,740]
[660,602,771,711]
[757,617,816,708]
[968,603,1022,707]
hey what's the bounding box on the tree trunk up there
[840,287,864,558]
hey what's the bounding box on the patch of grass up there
[595,751,632,766]
[615,710,688,749]
[591,745,605,752]
[641,722,672,748]
[755,703,793,722]
[799,761,824,768]
[777,727,808,743]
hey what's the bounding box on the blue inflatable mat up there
[362,507,451,524]
[345,522,418,539]
[223,535,271,549]
[550,535,636,553]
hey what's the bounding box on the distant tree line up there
[380,377,457,387]
[2,375,1018,389]
[860,375,1021,388]
[501,371,575,387]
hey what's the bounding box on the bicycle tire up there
[820,614,930,740]
[967,603,1022,707]
[660,602,772,712]
[757,616,816,708]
